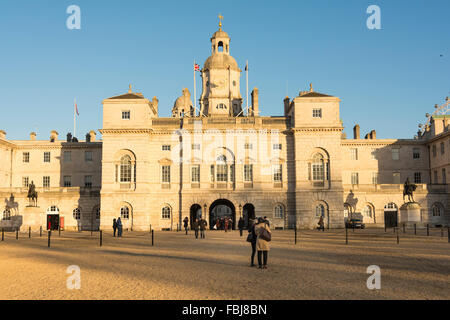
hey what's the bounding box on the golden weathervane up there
[218,14,223,30]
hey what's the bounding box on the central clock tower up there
[200,22,243,117]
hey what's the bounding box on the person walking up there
[238,217,244,237]
[183,217,189,235]
[199,218,207,239]
[113,218,117,237]
[254,217,271,269]
[247,219,257,267]
[117,217,123,237]
[317,216,325,231]
[224,218,229,233]
[193,218,199,239]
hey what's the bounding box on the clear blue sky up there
[0,0,449,140]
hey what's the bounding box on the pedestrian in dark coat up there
[224,218,229,232]
[254,217,271,269]
[193,219,199,239]
[183,217,189,235]
[117,217,123,237]
[113,218,117,237]
[199,219,207,238]
[317,216,325,231]
[248,219,258,267]
[238,217,244,237]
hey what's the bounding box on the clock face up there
[212,79,226,88]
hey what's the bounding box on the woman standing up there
[254,217,271,269]
[247,219,257,267]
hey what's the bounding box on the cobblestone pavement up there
[0,228,449,300]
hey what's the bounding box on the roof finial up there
[218,14,223,30]
[129,84,132,93]
[309,83,314,92]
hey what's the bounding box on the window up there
[350,148,358,160]
[315,204,325,218]
[122,110,130,120]
[313,108,322,118]
[162,145,171,151]
[274,205,284,219]
[432,204,443,217]
[22,177,29,188]
[273,164,282,182]
[244,143,253,150]
[244,164,253,182]
[434,170,438,184]
[273,144,282,150]
[43,176,50,188]
[216,164,228,182]
[84,175,92,188]
[440,142,445,155]
[162,165,171,183]
[385,203,397,210]
[63,151,71,162]
[95,207,100,220]
[443,169,447,184]
[351,173,359,185]
[372,172,378,185]
[192,144,201,150]
[392,148,399,160]
[162,207,171,219]
[312,154,324,181]
[371,149,377,160]
[120,207,129,219]
[2,209,11,221]
[432,145,437,157]
[414,172,421,184]
[23,152,30,163]
[44,152,51,163]
[63,176,72,187]
[210,165,215,182]
[362,205,373,218]
[120,156,132,182]
[85,151,93,162]
[393,173,401,184]
[230,164,235,183]
[216,103,227,109]
[73,208,81,220]
[191,165,200,183]
[413,148,420,159]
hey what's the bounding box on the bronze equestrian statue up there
[403,178,416,203]
[27,181,38,207]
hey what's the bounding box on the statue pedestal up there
[400,202,421,225]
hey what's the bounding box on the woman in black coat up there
[248,219,257,267]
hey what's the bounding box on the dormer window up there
[122,110,130,120]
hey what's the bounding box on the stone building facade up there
[0,25,449,231]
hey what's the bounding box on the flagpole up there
[74,98,76,138]
[193,60,197,117]
[246,60,249,116]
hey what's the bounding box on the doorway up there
[47,214,59,231]
[209,199,236,230]
[384,203,398,228]
[243,203,255,229]
[190,204,202,229]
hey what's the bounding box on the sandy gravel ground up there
[0,228,449,300]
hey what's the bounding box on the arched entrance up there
[209,199,235,230]
[243,203,255,229]
[190,204,202,229]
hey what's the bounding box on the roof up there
[204,53,239,71]
[211,30,230,39]
[298,92,333,98]
[108,93,145,100]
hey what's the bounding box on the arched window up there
[120,155,132,182]
[2,209,11,221]
[315,204,325,218]
[162,207,171,220]
[274,204,284,219]
[73,208,81,220]
[218,41,224,52]
[432,203,444,217]
[384,203,398,210]
[216,155,228,182]
[312,154,325,181]
[121,206,130,220]
[362,205,373,218]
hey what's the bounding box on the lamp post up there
[204,203,207,225]
[239,204,242,218]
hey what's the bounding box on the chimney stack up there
[284,96,290,115]
[0,130,6,140]
[89,130,96,142]
[50,130,58,142]
[251,88,259,116]
[30,132,36,141]
[152,96,159,114]
[353,125,360,139]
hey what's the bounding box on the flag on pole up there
[75,100,79,116]
[245,61,248,71]
[194,63,201,72]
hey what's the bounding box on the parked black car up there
[345,218,365,229]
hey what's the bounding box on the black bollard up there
[59,225,61,237]
[294,226,297,245]
[345,226,348,245]
[177,223,179,232]
[414,224,416,235]
[40,226,42,237]
[48,230,51,248]
[152,230,154,246]
[427,224,429,236]
[441,228,444,238]
[1,228,4,241]
[29,227,31,239]
[16,228,18,240]
[403,223,405,234]
[384,224,386,233]
[396,227,399,244]
[447,226,450,243]
[100,230,103,247]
